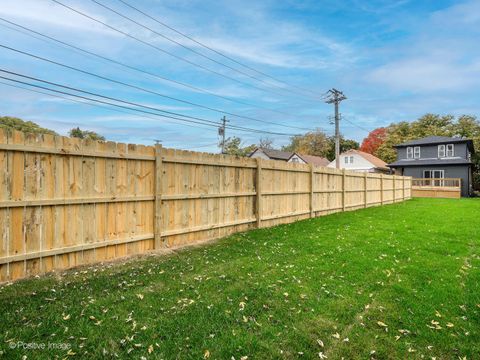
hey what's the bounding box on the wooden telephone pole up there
[218,116,229,154]
[325,89,347,169]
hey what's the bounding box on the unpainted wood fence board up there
[0,131,411,282]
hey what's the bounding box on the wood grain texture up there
[0,132,411,282]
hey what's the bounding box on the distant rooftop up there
[395,136,472,147]
[257,148,293,161]
[251,148,329,166]
[343,149,388,170]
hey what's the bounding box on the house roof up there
[250,148,330,167]
[293,153,330,167]
[395,136,474,150]
[388,158,472,167]
[252,148,293,160]
[343,149,388,170]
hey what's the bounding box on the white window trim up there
[349,156,354,164]
[344,156,349,164]
[414,146,420,159]
[438,144,445,158]
[423,169,445,178]
[446,144,454,157]
[424,170,445,186]
[407,147,413,159]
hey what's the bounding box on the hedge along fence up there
[0,129,412,282]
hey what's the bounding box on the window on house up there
[407,147,413,159]
[446,144,454,157]
[424,170,444,186]
[344,156,349,164]
[414,146,420,159]
[291,157,299,163]
[438,144,445,158]
[349,156,354,163]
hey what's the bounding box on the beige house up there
[249,148,329,167]
[327,149,389,173]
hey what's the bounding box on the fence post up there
[380,174,384,205]
[154,144,163,249]
[342,169,346,211]
[310,164,314,218]
[364,172,368,208]
[393,175,396,203]
[256,158,262,228]
[403,176,406,201]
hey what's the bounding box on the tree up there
[282,129,359,161]
[0,116,57,135]
[258,137,274,149]
[220,136,256,156]
[360,127,387,154]
[69,127,105,141]
[324,137,359,161]
[281,129,330,157]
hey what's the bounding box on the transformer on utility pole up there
[325,89,347,169]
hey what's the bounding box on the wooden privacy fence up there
[0,130,412,282]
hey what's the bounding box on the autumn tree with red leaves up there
[360,127,387,155]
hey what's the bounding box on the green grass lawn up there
[1,198,479,359]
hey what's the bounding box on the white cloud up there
[366,0,480,93]
[0,0,117,35]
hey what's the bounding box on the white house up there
[327,149,389,173]
[249,148,329,167]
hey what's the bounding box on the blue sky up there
[1,0,479,152]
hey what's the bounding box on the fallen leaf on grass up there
[332,332,340,339]
[317,339,324,347]
[136,294,144,300]
[204,350,210,359]
[377,321,388,327]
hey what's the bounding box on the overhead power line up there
[341,116,371,134]
[0,80,218,133]
[114,0,322,100]
[0,69,299,137]
[0,44,317,132]
[0,18,319,131]
[49,0,320,104]
[94,0,322,101]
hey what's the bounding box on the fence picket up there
[0,133,411,282]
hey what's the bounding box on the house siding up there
[287,154,307,164]
[398,143,468,160]
[249,149,271,160]
[327,153,388,173]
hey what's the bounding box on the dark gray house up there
[388,136,475,197]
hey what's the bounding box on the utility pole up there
[218,116,229,154]
[325,89,347,169]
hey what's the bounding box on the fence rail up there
[411,178,461,198]
[0,129,412,282]
[412,178,461,188]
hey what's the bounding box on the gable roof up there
[343,149,388,169]
[253,147,293,160]
[293,153,330,167]
[395,136,473,149]
[250,148,330,166]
